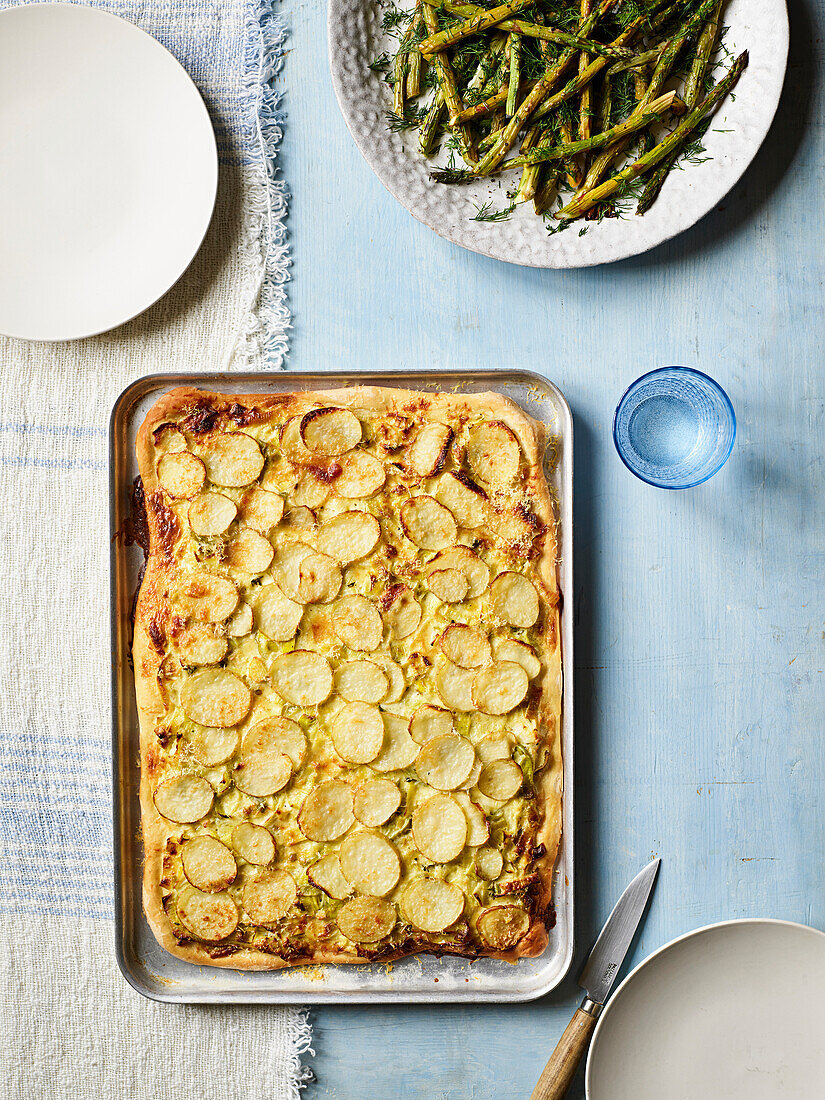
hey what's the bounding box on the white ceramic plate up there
[0,3,217,340]
[328,0,788,268]
[587,919,825,1099]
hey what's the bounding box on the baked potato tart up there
[133,385,562,969]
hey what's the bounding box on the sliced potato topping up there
[154,776,214,823]
[455,792,489,846]
[439,624,491,669]
[226,602,253,637]
[298,779,354,841]
[436,662,476,712]
[242,869,297,926]
[272,542,312,602]
[233,748,292,797]
[476,905,529,949]
[472,661,529,715]
[331,702,385,764]
[300,407,362,455]
[381,585,421,640]
[370,656,405,703]
[227,528,275,574]
[497,638,541,679]
[372,712,420,772]
[335,660,389,704]
[490,572,540,628]
[331,595,383,652]
[292,472,329,509]
[200,432,264,487]
[177,887,238,941]
[475,732,512,764]
[187,725,240,767]
[409,705,453,745]
[400,495,457,550]
[308,853,352,900]
[434,471,486,528]
[181,836,237,893]
[415,734,476,791]
[337,896,396,943]
[465,421,521,487]
[280,415,312,463]
[174,622,228,666]
[339,832,401,896]
[244,717,307,769]
[157,451,205,499]
[178,573,238,623]
[317,511,381,564]
[239,487,285,532]
[296,552,342,604]
[232,822,276,866]
[426,547,489,598]
[353,778,401,827]
[180,669,251,728]
[476,847,504,881]
[272,650,333,707]
[401,879,464,933]
[335,451,385,498]
[188,491,237,536]
[412,793,467,863]
[427,567,469,604]
[253,584,303,641]
[407,422,453,477]
[477,759,523,802]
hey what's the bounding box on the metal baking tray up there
[110,369,573,1003]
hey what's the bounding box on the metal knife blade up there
[578,857,661,1007]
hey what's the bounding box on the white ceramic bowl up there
[587,919,825,1099]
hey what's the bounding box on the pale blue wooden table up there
[279,1,824,1094]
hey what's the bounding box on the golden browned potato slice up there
[336,896,396,943]
[157,451,206,498]
[226,528,275,574]
[335,451,385,498]
[177,887,238,941]
[477,758,523,801]
[296,552,342,604]
[233,748,292,798]
[243,717,307,769]
[200,432,264,487]
[181,836,237,892]
[370,655,406,703]
[253,584,303,641]
[226,602,254,637]
[232,822,276,866]
[239,487,285,532]
[242,869,297,926]
[475,848,504,880]
[272,650,333,706]
[401,879,464,932]
[471,662,529,715]
[331,702,385,764]
[475,732,512,764]
[400,495,457,550]
[153,776,214,823]
[331,594,383,651]
[353,778,401,826]
[335,660,389,704]
[496,638,541,679]
[476,905,530,949]
[316,511,381,564]
[406,422,453,477]
[173,622,228,666]
[489,572,540,628]
[178,573,239,623]
[415,734,476,791]
[371,712,419,772]
[381,584,421,640]
[339,833,400,896]
[412,793,467,863]
[426,547,489,598]
[292,472,329,509]
[436,662,476,712]
[300,407,362,455]
[426,567,469,604]
[180,668,252,727]
[465,421,521,487]
[439,624,492,669]
[308,853,352,900]
[187,726,240,767]
[280,415,312,463]
[298,779,354,841]
[271,542,313,601]
[188,491,237,536]
[409,705,453,745]
[434,471,486,528]
[455,793,489,846]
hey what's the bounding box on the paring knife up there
[530,858,661,1100]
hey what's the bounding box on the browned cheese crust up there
[133,385,562,970]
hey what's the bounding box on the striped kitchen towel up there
[0,1,311,1098]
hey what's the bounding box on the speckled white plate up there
[328,0,788,267]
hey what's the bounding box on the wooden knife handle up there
[529,1006,599,1100]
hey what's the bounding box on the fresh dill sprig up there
[470,199,516,221]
